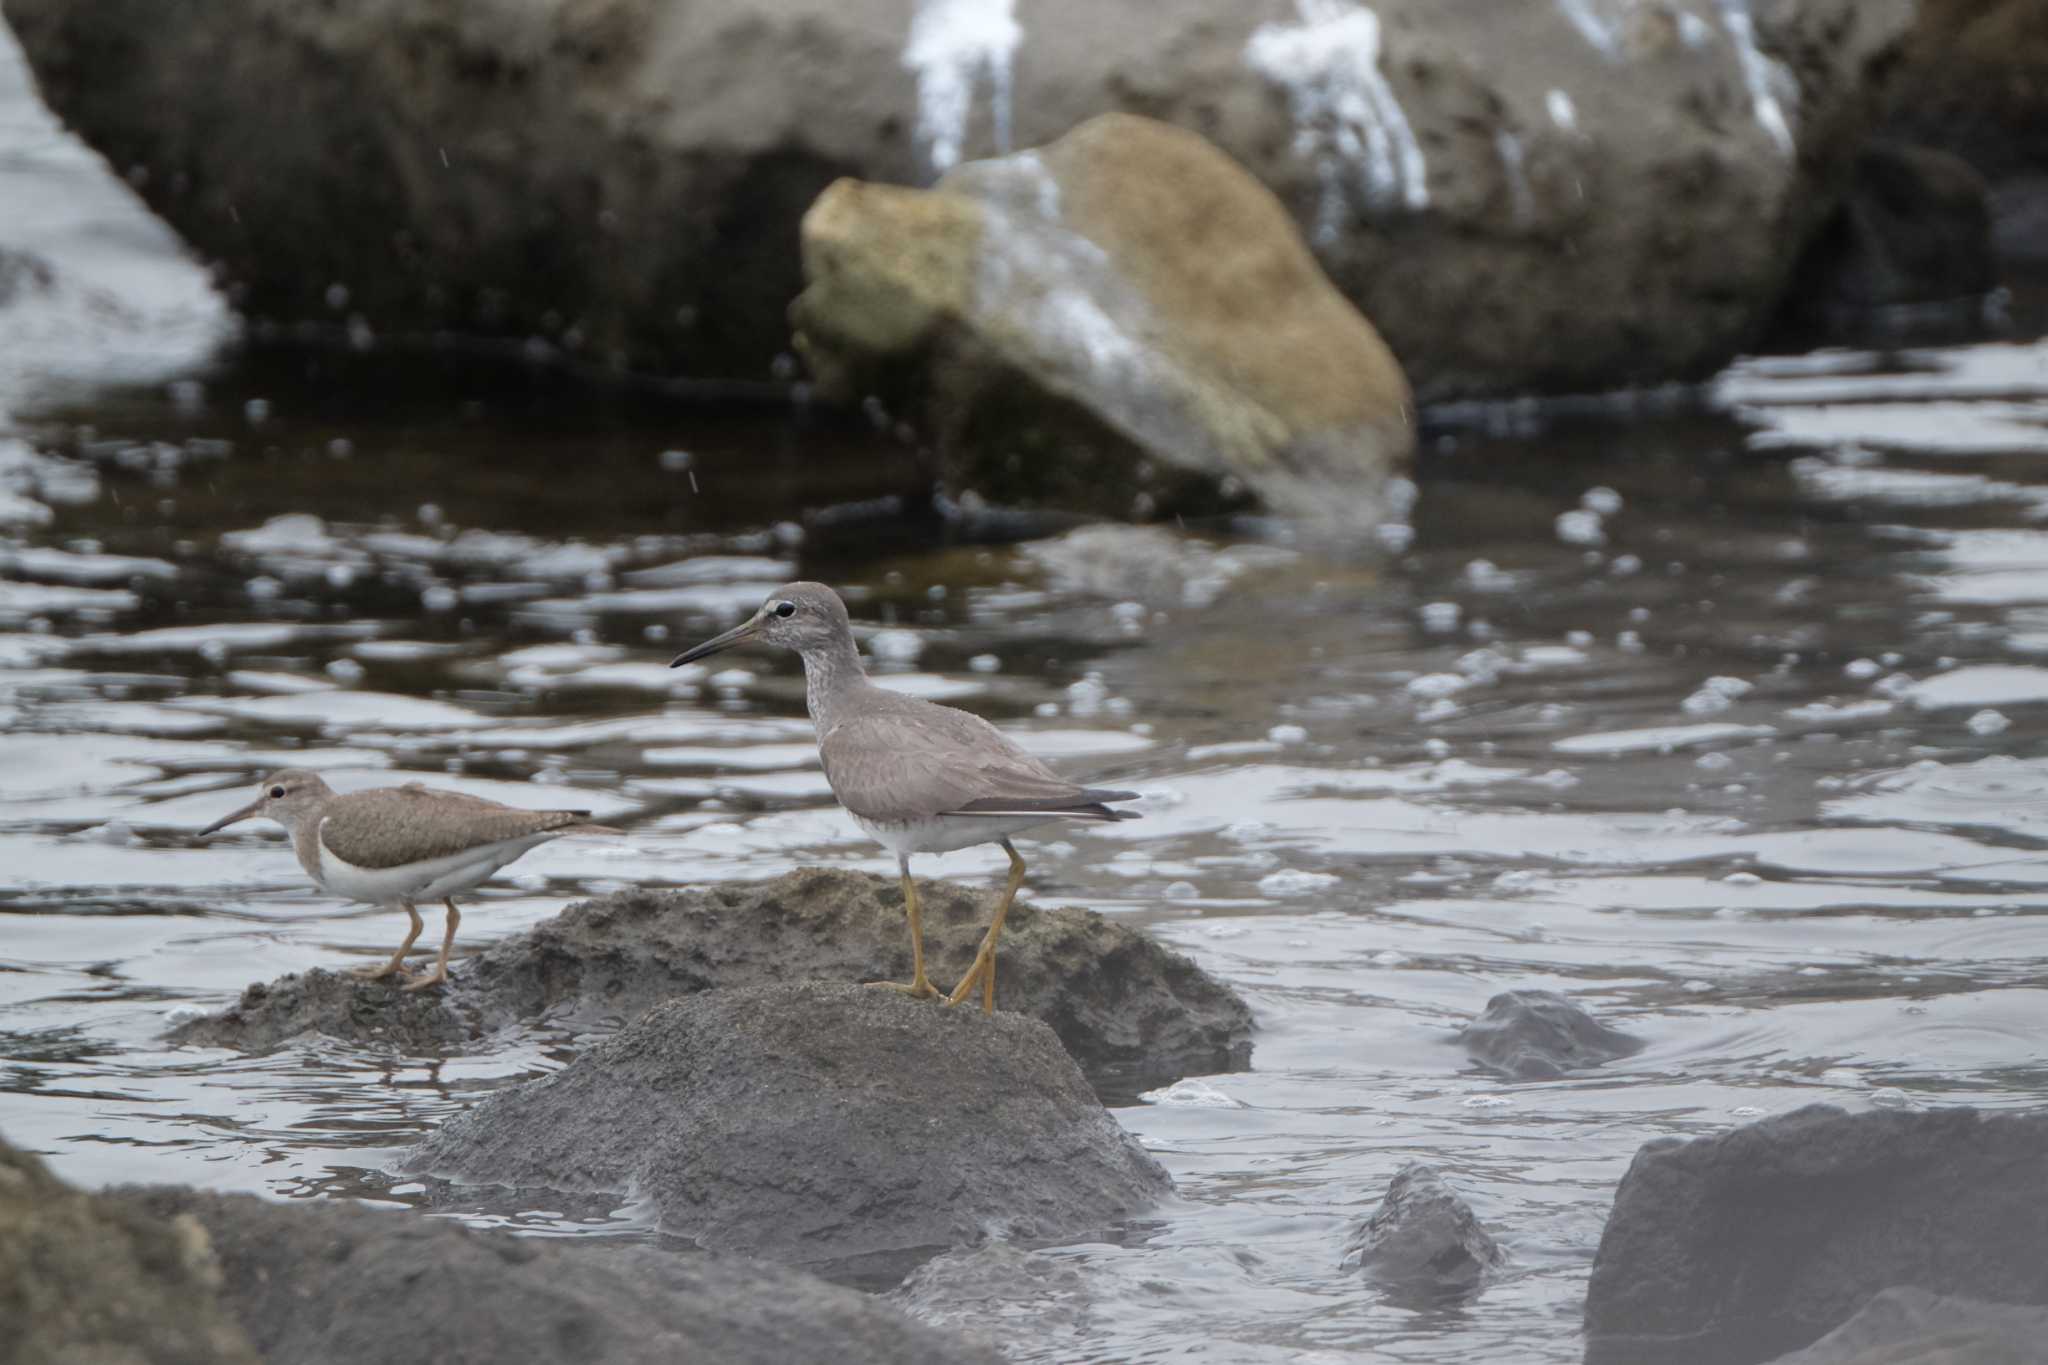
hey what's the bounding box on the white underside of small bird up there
[312,823,559,905]
[852,814,1056,857]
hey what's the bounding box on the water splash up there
[902,0,1021,175]
[1714,0,1795,155]
[1246,0,1429,241]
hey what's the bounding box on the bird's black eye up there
[773,601,796,618]
[268,786,286,799]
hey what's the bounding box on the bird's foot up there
[399,967,449,992]
[864,978,940,1001]
[944,957,996,1013]
[349,960,408,982]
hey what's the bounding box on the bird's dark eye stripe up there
[773,601,796,618]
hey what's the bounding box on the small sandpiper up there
[672,581,1140,1011]
[199,769,620,990]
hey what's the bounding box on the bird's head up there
[670,581,852,666]
[199,768,335,836]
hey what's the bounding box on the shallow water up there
[8,33,2048,1365]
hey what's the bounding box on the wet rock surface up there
[404,981,1173,1282]
[1584,1105,2048,1365]
[1343,1163,1503,1305]
[11,0,1909,397]
[120,1185,995,1365]
[0,1138,260,1365]
[793,113,1413,521]
[1456,989,1643,1080]
[171,867,1254,1097]
[1762,1286,2048,1365]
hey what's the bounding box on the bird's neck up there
[284,808,330,884]
[800,636,869,730]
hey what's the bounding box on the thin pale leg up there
[351,900,422,980]
[403,899,461,992]
[866,859,938,999]
[947,839,1026,1014]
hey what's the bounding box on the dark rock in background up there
[1343,1163,1504,1305]
[1457,989,1643,1080]
[1884,0,2048,267]
[121,1184,995,1365]
[0,1138,260,1365]
[404,982,1173,1281]
[1775,142,1998,340]
[169,867,1254,1098]
[792,113,1414,522]
[8,0,1911,400]
[1762,1286,2048,1365]
[1583,1104,2048,1365]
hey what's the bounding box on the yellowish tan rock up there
[792,113,1413,522]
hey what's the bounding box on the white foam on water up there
[1553,722,1775,754]
[1546,89,1579,131]
[1713,0,1794,155]
[1901,666,2048,712]
[1554,0,1625,58]
[1246,0,1429,241]
[903,0,1020,175]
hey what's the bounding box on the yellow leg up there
[865,864,938,999]
[947,840,1026,1014]
[402,899,461,991]
[352,901,422,980]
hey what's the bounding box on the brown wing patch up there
[318,786,593,869]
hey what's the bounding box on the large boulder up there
[170,867,1254,1098]
[9,0,1910,397]
[1763,1287,2048,1365]
[120,1185,999,1365]
[0,1138,260,1365]
[404,982,1173,1282]
[791,113,1413,521]
[1584,1105,2048,1365]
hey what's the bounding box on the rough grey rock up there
[792,113,1413,521]
[1456,989,1643,1080]
[1763,1287,2048,1365]
[0,1138,260,1365]
[404,981,1173,1281]
[170,867,1253,1098]
[1584,1105,2048,1365]
[120,1185,998,1365]
[10,0,1911,398]
[1342,1163,1504,1305]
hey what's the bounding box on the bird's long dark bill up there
[670,618,758,667]
[198,800,262,836]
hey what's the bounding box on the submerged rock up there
[793,113,1413,521]
[11,0,1908,398]
[1456,989,1643,1080]
[121,1185,995,1365]
[0,1139,260,1365]
[1343,1163,1504,1305]
[171,867,1253,1097]
[1764,1287,2048,1365]
[404,982,1173,1282]
[1584,1105,2048,1365]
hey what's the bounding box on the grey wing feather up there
[819,706,1134,824]
[320,786,596,869]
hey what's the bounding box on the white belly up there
[852,813,1050,858]
[314,832,552,906]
